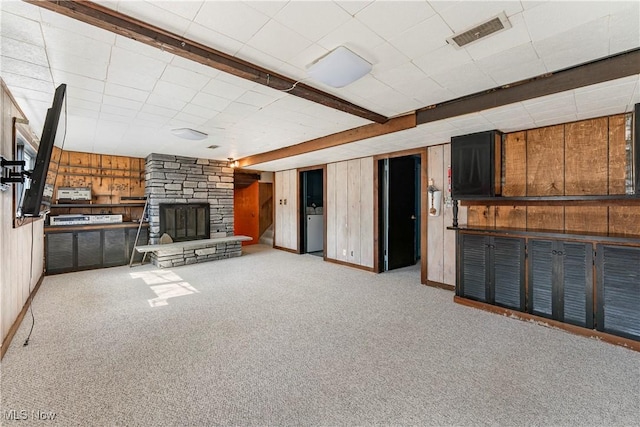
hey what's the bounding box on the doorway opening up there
[379,155,421,271]
[299,169,324,256]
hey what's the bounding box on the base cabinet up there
[456,229,639,343]
[529,240,593,328]
[596,245,640,340]
[458,234,525,310]
[46,225,148,274]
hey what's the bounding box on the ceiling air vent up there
[446,12,511,49]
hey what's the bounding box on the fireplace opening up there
[159,203,210,242]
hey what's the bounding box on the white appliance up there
[306,214,323,253]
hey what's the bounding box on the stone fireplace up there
[145,153,240,267]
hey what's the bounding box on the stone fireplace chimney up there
[144,153,240,267]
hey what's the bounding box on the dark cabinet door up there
[596,245,640,340]
[46,232,74,273]
[458,233,525,310]
[529,240,593,328]
[76,230,102,269]
[103,228,126,266]
[127,226,148,264]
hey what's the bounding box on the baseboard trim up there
[324,257,376,272]
[273,245,299,254]
[1,272,45,360]
[453,296,640,352]
[425,280,455,291]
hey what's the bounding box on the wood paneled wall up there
[326,157,374,268]
[467,114,639,235]
[1,80,45,357]
[274,169,297,250]
[427,144,467,286]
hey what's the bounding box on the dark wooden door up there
[387,156,417,270]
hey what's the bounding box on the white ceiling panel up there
[355,1,436,40]
[1,0,637,168]
[194,1,270,44]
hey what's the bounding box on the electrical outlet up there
[342,249,346,256]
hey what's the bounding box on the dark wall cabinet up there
[458,234,525,311]
[456,229,639,343]
[45,225,148,274]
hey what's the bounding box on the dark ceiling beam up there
[26,0,388,124]
[417,48,640,125]
[237,114,416,168]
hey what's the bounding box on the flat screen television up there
[451,130,502,199]
[20,83,66,217]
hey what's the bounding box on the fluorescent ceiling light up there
[307,46,372,88]
[171,128,208,140]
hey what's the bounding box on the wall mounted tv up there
[451,130,502,199]
[20,83,66,217]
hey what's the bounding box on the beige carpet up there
[1,244,639,426]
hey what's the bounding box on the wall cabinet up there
[45,225,148,274]
[274,169,297,251]
[458,234,525,310]
[529,240,593,328]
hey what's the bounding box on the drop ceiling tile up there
[373,62,429,92]
[110,47,168,79]
[67,87,103,104]
[104,83,149,103]
[246,20,313,62]
[102,95,143,111]
[67,106,100,119]
[609,3,640,54]
[365,42,409,74]
[1,36,49,66]
[527,105,577,122]
[243,1,287,18]
[172,111,210,126]
[153,0,204,21]
[476,42,547,86]
[236,45,285,72]
[430,62,497,97]
[98,112,134,124]
[107,68,158,92]
[389,14,451,59]
[136,111,171,125]
[191,92,232,112]
[522,91,576,110]
[432,1,523,33]
[317,18,385,53]
[286,43,330,74]
[465,12,532,61]
[183,23,244,56]
[216,72,259,91]
[39,8,115,44]
[47,48,109,80]
[200,79,247,101]
[401,78,456,106]
[0,57,51,82]
[0,1,42,20]
[573,76,638,104]
[100,104,139,118]
[576,106,627,121]
[180,104,220,120]
[235,91,279,109]
[355,1,435,40]
[576,96,632,115]
[274,2,351,42]
[334,1,374,17]
[168,57,219,80]
[7,87,53,104]
[341,75,393,100]
[117,1,192,36]
[146,93,187,112]
[194,1,270,43]
[413,44,473,77]
[153,80,197,103]
[41,25,112,60]
[1,11,45,47]
[523,1,610,42]
[2,72,53,93]
[51,69,105,93]
[534,113,578,128]
[535,16,610,72]
[141,104,179,119]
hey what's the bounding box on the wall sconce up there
[428,179,442,217]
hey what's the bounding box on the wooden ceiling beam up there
[26,0,388,124]
[417,48,640,125]
[237,114,416,168]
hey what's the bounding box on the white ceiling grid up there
[0,0,638,171]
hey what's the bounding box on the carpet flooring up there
[1,244,639,426]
